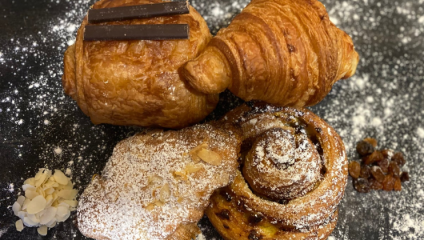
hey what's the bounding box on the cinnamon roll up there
[206,103,347,240]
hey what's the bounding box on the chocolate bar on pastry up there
[62,0,216,128]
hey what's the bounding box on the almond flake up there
[189,143,209,162]
[184,163,204,173]
[159,184,171,203]
[17,196,26,206]
[37,225,48,236]
[57,189,78,200]
[12,202,21,216]
[40,207,57,225]
[197,148,223,165]
[17,211,26,219]
[53,170,68,185]
[25,189,38,200]
[15,219,24,232]
[26,195,46,214]
[24,178,36,186]
[22,198,31,210]
[22,184,35,192]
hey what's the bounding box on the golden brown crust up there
[206,103,348,240]
[181,0,359,108]
[77,123,242,240]
[62,0,217,128]
[166,223,201,240]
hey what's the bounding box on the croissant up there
[206,103,348,240]
[77,123,242,240]
[62,0,217,129]
[181,0,359,107]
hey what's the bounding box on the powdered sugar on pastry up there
[77,124,241,240]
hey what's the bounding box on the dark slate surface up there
[0,0,423,239]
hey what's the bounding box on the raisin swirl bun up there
[206,104,348,240]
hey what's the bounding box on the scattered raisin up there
[248,230,263,240]
[348,161,361,179]
[377,158,390,174]
[363,151,384,165]
[356,141,375,156]
[370,166,385,183]
[400,172,410,182]
[392,152,406,167]
[369,178,383,190]
[248,214,263,225]
[380,149,393,160]
[388,162,400,178]
[352,138,409,193]
[382,175,395,191]
[215,209,230,220]
[363,138,378,147]
[359,165,371,178]
[354,178,371,193]
[393,177,402,191]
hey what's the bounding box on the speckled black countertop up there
[0,0,423,239]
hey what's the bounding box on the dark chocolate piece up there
[88,1,189,23]
[84,24,189,41]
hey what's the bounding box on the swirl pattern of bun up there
[206,104,348,240]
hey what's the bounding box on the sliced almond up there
[22,198,31,211]
[12,202,21,216]
[23,216,37,227]
[159,184,171,203]
[35,169,50,187]
[40,207,57,225]
[197,148,223,166]
[25,189,39,200]
[27,214,40,225]
[36,187,46,198]
[17,211,26,219]
[154,200,165,207]
[26,195,46,214]
[172,171,188,181]
[62,200,78,208]
[34,169,44,180]
[189,143,209,162]
[24,178,36,186]
[17,196,26,206]
[57,189,78,200]
[46,219,57,228]
[37,225,48,236]
[44,188,55,195]
[53,170,68,185]
[15,219,24,232]
[56,206,70,222]
[185,163,204,174]
[148,175,163,186]
[145,203,156,211]
[22,184,35,192]
[45,195,53,208]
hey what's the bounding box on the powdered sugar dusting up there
[311,0,424,238]
[0,0,423,239]
[78,124,240,239]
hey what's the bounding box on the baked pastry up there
[62,0,217,129]
[181,0,359,107]
[77,123,241,240]
[206,103,348,239]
